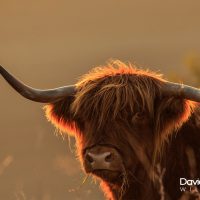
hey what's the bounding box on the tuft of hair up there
[72,60,164,129]
[44,96,78,136]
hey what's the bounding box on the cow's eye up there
[131,112,148,125]
[135,112,145,119]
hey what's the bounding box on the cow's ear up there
[154,97,195,138]
[44,96,77,136]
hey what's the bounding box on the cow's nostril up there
[105,152,113,162]
[85,151,114,165]
[86,154,94,163]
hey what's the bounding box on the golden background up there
[0,0,200,199]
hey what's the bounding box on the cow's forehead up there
[73,76,158,129]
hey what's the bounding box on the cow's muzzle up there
[84,145,123,173]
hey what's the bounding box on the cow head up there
[0,61,199,198]
[44,61,196,186]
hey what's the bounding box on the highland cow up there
[1,61,200,200]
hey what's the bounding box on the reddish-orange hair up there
[44,60,196,163]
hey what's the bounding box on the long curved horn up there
[162,81,200,102]
[0,65,75,103]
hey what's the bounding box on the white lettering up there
[193,180,200,185]
[180,187,187,192]
[187,180,193,186]
[180,178,200,186]
[180,178,187,185]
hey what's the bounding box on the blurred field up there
[0,0,200,199]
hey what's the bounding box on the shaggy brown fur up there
[44,60,200,200]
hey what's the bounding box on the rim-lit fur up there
[44,60,197,199]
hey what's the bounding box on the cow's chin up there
[91,169,123,184]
